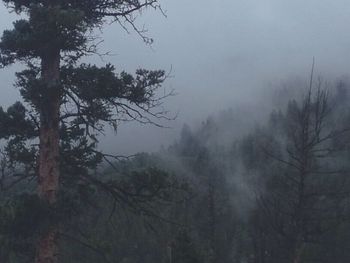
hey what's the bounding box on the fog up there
[2,2,350,262]
[1,0,350,154]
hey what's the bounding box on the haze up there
[1,0,350,154]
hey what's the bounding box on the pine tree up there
[0,1,170,262]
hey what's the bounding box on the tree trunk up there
[293,250,302,263]
[293,242,304,263]
[35,50,61,263]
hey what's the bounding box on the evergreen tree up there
[0,1,171,262]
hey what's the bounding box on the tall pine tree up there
[0,1,170,262]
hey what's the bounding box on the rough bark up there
[35,50,61,263]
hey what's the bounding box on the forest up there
[0,1,350,263]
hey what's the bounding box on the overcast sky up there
[0,0,350,154]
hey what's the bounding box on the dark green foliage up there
[0,0,175,261]
[0,102,36,139]
[0,194,55,261]
[0,0,161,65]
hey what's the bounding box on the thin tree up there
[258,82,350,263]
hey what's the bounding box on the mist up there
[2,1,350,263]
[1,0,350,154]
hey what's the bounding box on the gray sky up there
[1,0,350,154]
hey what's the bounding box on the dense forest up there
[0,1,350,263]
[2,76,350,263]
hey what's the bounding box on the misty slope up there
[2,77,350,263]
